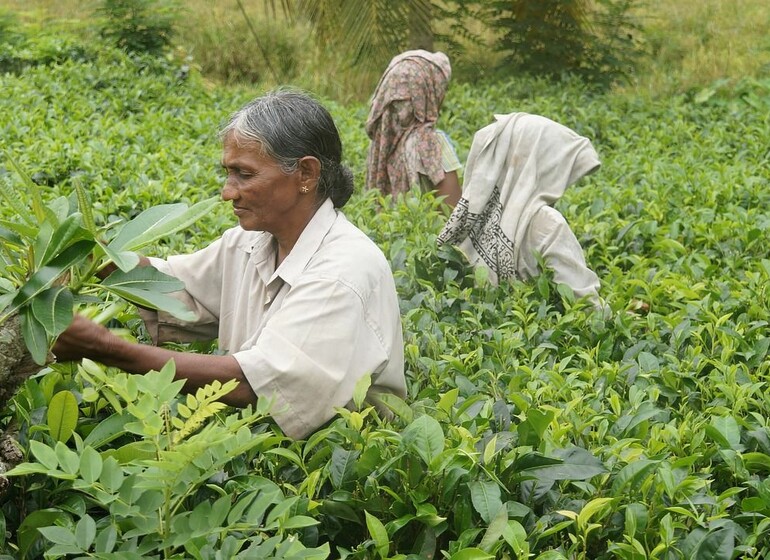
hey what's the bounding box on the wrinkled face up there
[220,133,304,235]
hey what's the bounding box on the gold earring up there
[300,185,310,194]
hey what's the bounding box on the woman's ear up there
[297,156,322,186]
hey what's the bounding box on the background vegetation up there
[0,0,768,100]
[1,0,770,558]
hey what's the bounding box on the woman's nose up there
[221,180,238,201]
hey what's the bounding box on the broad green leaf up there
[743,452,770,473]
[21,306,50,365]
[612,402,666,437]
[34,213,89,269]
[99,457,124,493]
[98,267,194,320]
[79,447,103,484]
[637,351,659,372]
[74,515,96,551]
[525,408,554,438]
[470,481,503,524]
[478,505,508,552]
[4,462,52,476]
[37,526,78,547]
[611,459,660,495]
[101,440,156,464]
[448,548,494,560]
[280,515,320,529]
[706,416,742,450]
[502,520,529,558]
[329,446,359,490]
[101,265,186,293]
[352,372,371,409]
[696,526,735,559]
[99,285,195,321]
[375,391,413,423]
[518,447,606,482]
[48,390,79,443]
[518,408,555,446]
[0,223,24,247]
[17,510,68,559]
[0,218,38,242]
[208,494,233,528]
[100,242,140,273]
[94,525,118,554]
[364,510,390,557]
[12,239,95,311]
[83,412,131,448]
[577,497,614,531]
[29,440,59,470]
[107,198,219,253]
[30,286,74,337]
[437,388,459,414]
[55,441,80,475]
[682,525,735,560]
[401,414,444,466]
[0,291,16,316]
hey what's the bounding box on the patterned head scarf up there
[438,112,601,284]
[365,50,452,196]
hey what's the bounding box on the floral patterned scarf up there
[365,50,452,196]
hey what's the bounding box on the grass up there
[631,0,770,95]
[1,0,768,98]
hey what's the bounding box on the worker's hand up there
[52,314,114,363]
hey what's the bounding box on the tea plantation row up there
[1,33,770,559]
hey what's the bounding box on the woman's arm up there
[435,169,461,208]
[53,315,256,406]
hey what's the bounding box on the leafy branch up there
[0,150,219,364]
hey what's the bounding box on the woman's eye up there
[223,168,254,179]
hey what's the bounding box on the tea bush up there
[2,32,770,559]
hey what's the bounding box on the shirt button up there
[265,296,272,304]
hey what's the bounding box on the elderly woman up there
[53,90,406,439]
[365,50,462,207]
[438,112,604,308]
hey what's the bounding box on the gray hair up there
[220,89,354,208]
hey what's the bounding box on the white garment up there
[438,112,602,306]
[143,199,406,438]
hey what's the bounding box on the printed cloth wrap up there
[365,50,452,196]
[438,112,601,285]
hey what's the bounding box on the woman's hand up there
[52,314,116,363]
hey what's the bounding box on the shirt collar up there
[273,198,337,286]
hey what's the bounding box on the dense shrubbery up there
[2,32,770,559]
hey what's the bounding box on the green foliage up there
[5,361,328,558]
[2,29,770,559]
[479,0,645,88]
[181,10,311,85]
[0,28,94,75]
[295,0,434,67]
[97,0,178,56]
[0,154,218,362]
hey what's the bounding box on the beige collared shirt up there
[144,199,406,438]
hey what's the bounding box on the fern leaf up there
[172,379,240,444]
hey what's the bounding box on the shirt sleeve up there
[232,276,394,439]
[436,129,463,173]
[520,206,603,308]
